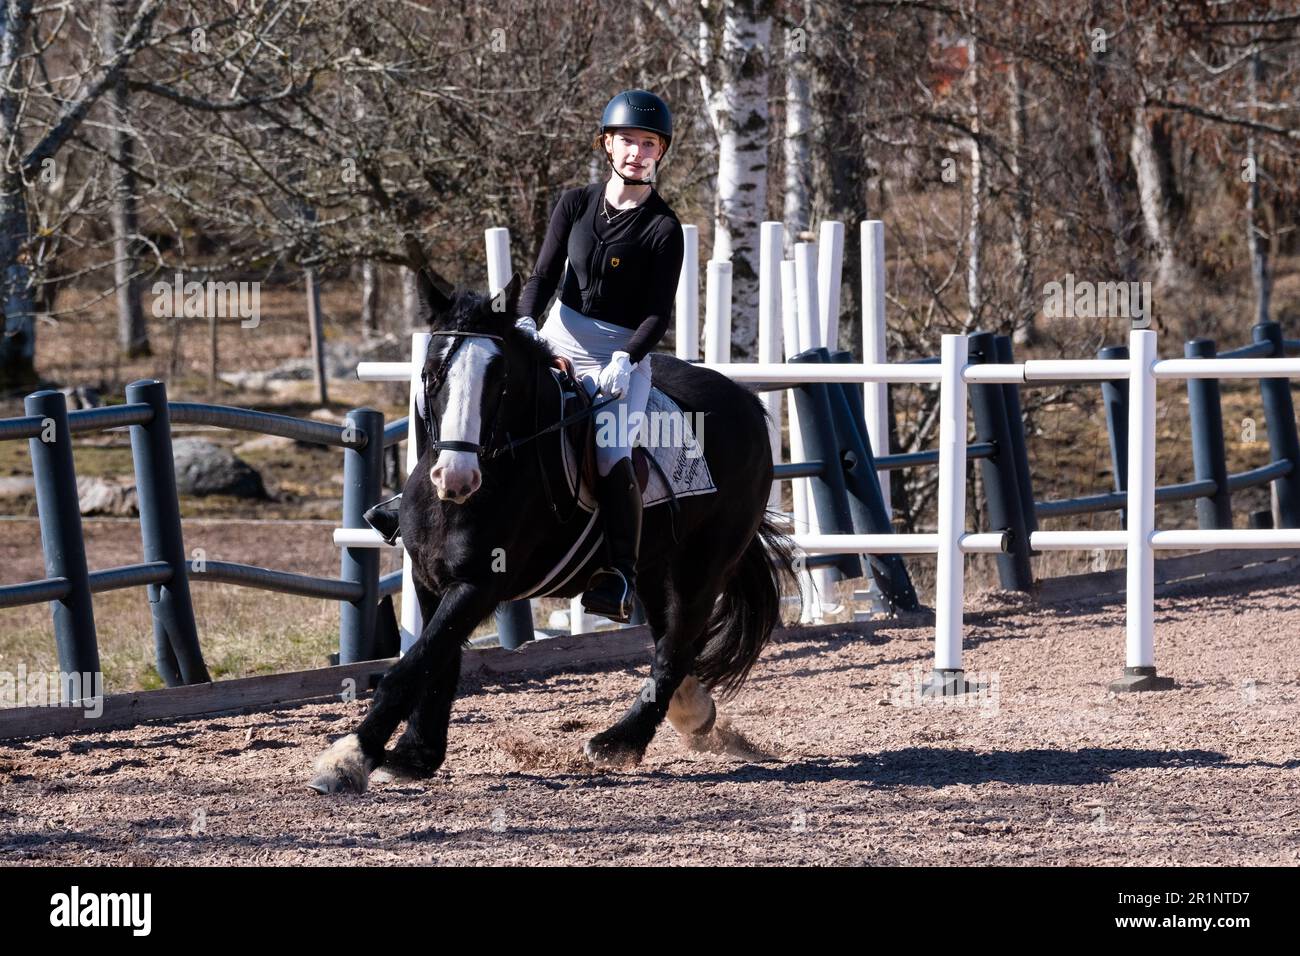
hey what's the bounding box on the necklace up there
[601,192,646,225]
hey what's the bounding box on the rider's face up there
[606,131,662,177]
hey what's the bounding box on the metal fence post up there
[340,408,384,663]
[825,350,920,611]
[26,389,100,690]
[995,335,1038,547]
[789,350,861,581]
[496,600,536,650]
[1184,339,1233,529]
[126,380,210,686]
[1252,322,1300,528]
[968,332,1033,591]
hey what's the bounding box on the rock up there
[234,434,295,456]
[77,476,138,516]
[355,334,412,364]
[0,476,36,496]
[60,386,102,410]
[171,438,268,498]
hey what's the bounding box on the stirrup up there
[582,567,635,623]
[363,495,402,546]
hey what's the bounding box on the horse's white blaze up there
[430,337,500,502]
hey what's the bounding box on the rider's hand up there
[598,351,634,398]
[515,316,543,343]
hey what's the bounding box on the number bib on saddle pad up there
[546,362,717,514]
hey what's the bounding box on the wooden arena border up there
[2,547,1298,742]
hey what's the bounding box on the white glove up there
[515,316,543,342]
[598,351,634,398]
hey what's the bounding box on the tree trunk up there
[699,0,772,359]
[1086,4,1138,285]
[207,312,217,399]
[1247,51,1270,326]
[361,259,381,336]
[966,30,983,327]
[782,2,813,259]
[808,0,866,346]
[1130,105,1185,291]
[0,2,38,391]
[402,266,420,331]
[1007,57,1036,345]
[306,267,328,406]
[103,0,149,358]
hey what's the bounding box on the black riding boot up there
[364,492,403,546]
[582,457,642,623]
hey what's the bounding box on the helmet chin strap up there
[606,151,656,186]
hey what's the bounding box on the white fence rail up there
[349,327,1300,695]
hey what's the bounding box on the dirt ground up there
[2,564,1299,867]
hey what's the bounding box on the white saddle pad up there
[557,377,717,510]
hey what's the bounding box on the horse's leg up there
[584,569,716,767]
[309,582,493,794]
[378,585,461,779]
[380,641,464,780]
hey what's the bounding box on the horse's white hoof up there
[667,676,717,738]
[309,733,372,794]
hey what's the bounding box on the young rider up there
[366,88,685,625]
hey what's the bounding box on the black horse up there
[310,268,797,793]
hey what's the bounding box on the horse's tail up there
[694,512,801,700]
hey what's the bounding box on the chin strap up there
[606,153,656,186]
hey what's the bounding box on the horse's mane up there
[434,288,555,370]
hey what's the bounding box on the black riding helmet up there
[600,89,672,186]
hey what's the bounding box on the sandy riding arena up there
[3,558,1299,867]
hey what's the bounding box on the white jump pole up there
[781,259,818,622]
[676,224,700,360]
[817,220,844,352]
[759,222,784,511]
[399,331,431,651]
[794,242,820,352]
[704,260,732,363]
[485,227,511,291]
[925,333,970,694]
[861,220,891,518]
[794,241,837,616]
[1115,328,1172,691]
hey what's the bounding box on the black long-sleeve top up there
[517,182,685,365]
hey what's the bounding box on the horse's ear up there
[402,232,454,326]
[414,266,453,327]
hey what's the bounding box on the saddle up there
[549,355,651,495]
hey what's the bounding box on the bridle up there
[420,329,621,463]
[421,331,509,459]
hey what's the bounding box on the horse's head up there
[415,267,549,504]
